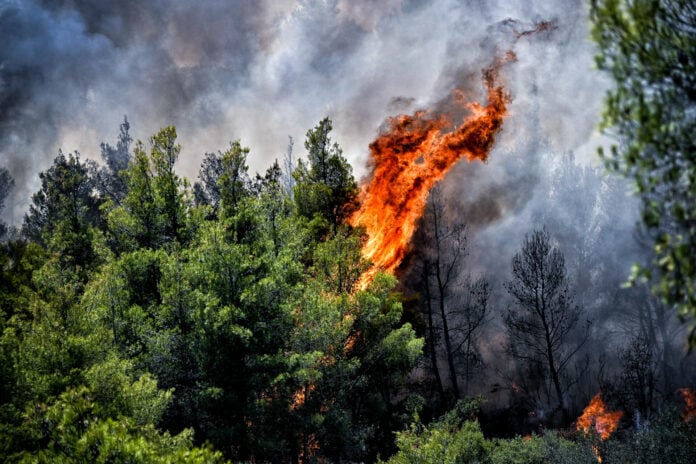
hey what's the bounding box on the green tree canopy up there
[22,151,101,273]
[294,117,358,230]
[591,0,696,344]
[106,127,189,251]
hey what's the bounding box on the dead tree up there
[505,228,589,425]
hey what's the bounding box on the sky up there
[0,0,615,228]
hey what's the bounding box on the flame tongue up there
[350,56,511,280]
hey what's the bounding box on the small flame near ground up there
[576,393,623,440]
[349,54,513,284]
[576,393,622,463]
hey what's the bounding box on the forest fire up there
[349,55,512,282]
[577,393,623,463]
[576,393,623,440]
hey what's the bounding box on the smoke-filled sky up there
[0,0,614,227]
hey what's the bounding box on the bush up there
[602,409,696,464]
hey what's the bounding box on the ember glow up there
[350,55,512,281]
[680,388,696,422]
[576,393,623,440]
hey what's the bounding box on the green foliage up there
[7,120,696,462]
[312,226,368,294]
[294,117,358,229]
[4,122,424,462]
[22,151,101,274]
[488,436,544,464]
[0,240,46,325]
[193,140,252,219]
[381,399,488,464]
[271,272,424,462]
[382,400,597,464]
[489,432,596,464]
[591,0,696,345]
[97,116,132,204]
[150,126,188,244]
[0,252,215,462]
[84,356,172,426]
[218,140,251,218]
[106,127,189,251]
[12,386,224,463]
[602,409,696,464]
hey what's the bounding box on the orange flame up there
[592,445,603,463]
[576,393,623,440]
[290,383,316,411]
[349,55,512,282]
[679,388,696,422]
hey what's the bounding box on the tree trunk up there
[543,316,568,424]
[423,265,445,399]
[439,293,460,399]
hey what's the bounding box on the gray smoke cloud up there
[1,0,616,233]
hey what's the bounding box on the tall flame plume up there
[350,54,513,282]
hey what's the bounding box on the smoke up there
[1,0,611,229]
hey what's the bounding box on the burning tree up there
[349,56,511,282]
[505,228,589,425]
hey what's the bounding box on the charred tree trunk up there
[437,268,460,399]
[423,264,446,400]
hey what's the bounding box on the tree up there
[380,398,597,464]
[381,400,488,464]
[0,168,13,238]
[97,116,132,204]
[193,140,251,219]
[282,136,296,199]
[418,188,466,400]
[412,187,490,402]
[284,272,422,463]
[12,385,224,463]
[110,141,159,250]
[457,276,490,396]
[22,151,101,273]
[615,337,657,420]
[312,225,367,294]
[293,117,358,229]
[591,0,696,345]
[150,127,187,243]
[504,228,589,425]
[106,127,188,251]
[256,160,293,255]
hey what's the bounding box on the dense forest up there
[1,0,695,463]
